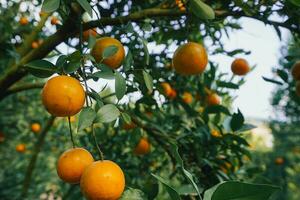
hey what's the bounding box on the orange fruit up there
[296,81,300,96]
[211,129,222,138]
[80,160,125,200]
[0,132,5,142]
[31,123,41,133]
[172,42,208,75]
[83,28,97,41]
[231,58,250,76]
[50,16,59,25]
[169,89,177,99]
[161,82,172,96]
[57,148,94,184]
[16,144,26,153]
[91,37,125,69]
[31,41,39,49]
[291,61,300,80]
[19,17,29,25]
[42,75,85,117]
[134,138,151,155]
[275,157,284,165]
[207,93,221,106]
[182,92,193,104]
[122,122,136,130]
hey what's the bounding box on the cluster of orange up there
[291,61,300,96]
[175,0,186,11]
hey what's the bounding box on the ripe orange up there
[207,93,221,106]
[31,41,39,49]
[169,89,177,100]
[19,17,29,25]
[231,58,250,76]
[296,81,300,96]
[31,123,41,134]
[50,16,59,25]
[80,160,125,200]
[0,132,5,142]
[275,157,284,165]
[172,42,208,75]
[57,148,94,184]
[42,75,85,117]
[161,82,172,97]
[291,61,300,80]
[16,144,26,153]
[182,92,193,104]
[91,37,125,69]
[134,138,151,155]
[122,122,136,130]
[83,28,97,41]
[211,129,222,138]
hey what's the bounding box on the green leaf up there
[289,0,300,6]
[140,37,149,65]
[64,62,81,74]
[203,181,280,200]
[102,45,118,59]
[276,69,289,83]
[95,104,120,123]
[115,72,126,100]
[262,76,283,85]
[42,0,60,12]
[151,174,181,200]
[77,107,97,131]
[92,71,115,79]
[216,81,239,89]
[204,105,231,116]
[171,144,202,198]
[143,70,153,93]
[238,123,256,132]
[121,113,131,124]
[230,109,244,132]
[76,0,93,17]
[189,0,215,20]
[120,188,147,200]
[25,60,56,78]
[123,51,133,71]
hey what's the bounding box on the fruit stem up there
[68,116,76,148]
[92,124,104,161]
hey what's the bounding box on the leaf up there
[121,113,131,124]
[289,0,300,6]
[276,69,289,83]
[25,60,56,78]
[120,188,147,200]
[262,76,283,85]
[42,0,60,12]
[95,104,120,123]
[92,71,115,79]
[140,37,149,65]
[203,181,280,200]
[204,105,231,116]
[171,144,202,198]
[238,123,257,132]
[76,0,93,17]
[123,51,133,71]
[151,174,181,200]
[115,72,126,100]
[64,61,81,74]
[216,81,239,89]
[102,45,118,59]
[230,109,244,132]
[77,107,97,131]
[143,70,153,93]
[189,0,215,20]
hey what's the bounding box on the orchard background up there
[0,0,300,199]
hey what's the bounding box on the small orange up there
[80,160,125,200]
[169,89,177,99]
[134,138,151,155]
[91,37,125,69]
[19,17,29,25]
[31,123,41,134]
[161,82,172,96]
[50,16,59,25]
[42,75,85,117]
[172,42,208,75]
[211,129,222,138]
[0,132,5,142]
[16,144,26,153]
[57,148,94,184]
[207,93,221,106]
[231,58,250,76]
[274,157,284,165]
[122,122,136,130]
[83,28,97,41]
[291,61,300,80]
[182,92,193,104]
[296,81,300,97]
[31,41,39,49]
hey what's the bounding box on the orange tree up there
[0,0,300,199]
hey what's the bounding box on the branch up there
[2,82,44,98]
[21,116,56,198]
